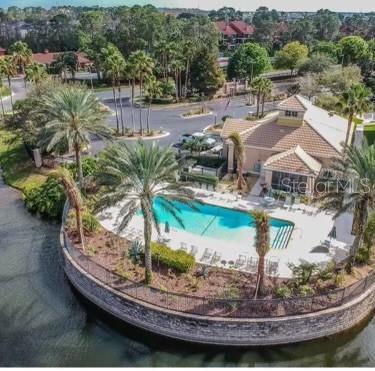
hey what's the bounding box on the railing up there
[61,204,375,319]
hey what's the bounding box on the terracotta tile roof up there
[264,145,322,176]
[277,95,307,112]
[242,118,340,159]
[32,51,91,66]
[229,21,255,35]
[215,21,237,36]
[220,118,258,139]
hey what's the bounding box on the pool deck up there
[98,189,355,278]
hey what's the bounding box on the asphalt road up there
[3,76,280,154]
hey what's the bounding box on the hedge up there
[151,242,195,273]
[180,171,219,188]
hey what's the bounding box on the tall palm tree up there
[96,141,196,284]
[338,83,372,146]
[170,57,184,102]
[0,56,17,114]
[251,210,270,298]
[38,86,112,188]
[144,75,162,134]
[25,63,47,89]
[53,52,78,82]
[228,132,247,191]
[8,41,32,87]
[260,78,273,117]
[319,142,375,261]
[51,167,85,250]
[102,44,126,135]
[129,51,155,135]
[251,77,263,118]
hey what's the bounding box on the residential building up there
[221,95,348,195]
[215,20,254,49]
[31,50,91,69]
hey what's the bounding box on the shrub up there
[221,115,233,122]
[160,80,175,97]
[334,272,345,287]
[24,177,65,219]
[129,239,143,264]
[276,285,292,298]
[218,287,241,309]
[298,284,314,297]
[82,211,100,234]
[288,262,319,286]
[180,172,219,188]
[355,246,371,265]
[318,261,336,281]
[150,242,195,273]
[67,157,100,178]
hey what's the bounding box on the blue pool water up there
[151,198,294,249]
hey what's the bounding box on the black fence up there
[62,216,375,319]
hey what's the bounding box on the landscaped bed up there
[65,220,374,302]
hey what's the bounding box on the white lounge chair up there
[201,248,213,262]
[180,242,188,252]
[235,254,247,268]
[245,257,258,273]
[190,245,198,257]
[210,251,222,265]
[266,257,280,276]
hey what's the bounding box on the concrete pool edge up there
[60,228,375,346]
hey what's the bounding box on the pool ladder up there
[272,225,294,249]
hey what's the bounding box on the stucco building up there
[221,95,348,195]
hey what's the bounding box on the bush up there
[160,80,175,97]
[298,284,314,297]
[151,242,195,273]
[24,177,65,219]
[289,262,319,286]
[180,171,219,188]
[355,246,371,265]
[129,239,143,264]
[318,260,336,281]
[276,285,292,298]
[152,97,174,105]
[67,157,100,178]
[82,211,100,234]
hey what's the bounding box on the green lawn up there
[0,126,48,193]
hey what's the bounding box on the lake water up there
[0,177,374,366]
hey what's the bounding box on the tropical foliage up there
[96,141,196,284]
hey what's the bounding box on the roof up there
[221,95,347,159]
[241,117,341,159]
[277,95,307,112]
[297,95,348,152]
[32,51,91,66]
[220,118,258,139]
[263,145,322,176]
[229,21,255,35]
[215,21,237,36]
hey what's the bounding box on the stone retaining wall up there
[61,243,375,346]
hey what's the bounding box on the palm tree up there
[96,141,196,284]
[53,52,78,82]
[129,51,155,135]
[144,75,162,134]
[25,63,47,90]
[38,85,112,188]
[338,83,372,146]
[0,56,17,114]
[102,44,126,135]
[8,41,32,87]
[319,142,375,261]
[228,132,247,191]
[251,77,263,118]
[170,57,184,102]
[251,210,270,298]
[51,167,85,250]
[260,78,273,117]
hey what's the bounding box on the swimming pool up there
[152,198,294,249]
